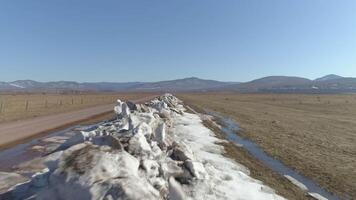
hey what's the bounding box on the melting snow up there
[170,112,284,200]
[2,94,285,200]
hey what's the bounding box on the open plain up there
[178,92,356,199]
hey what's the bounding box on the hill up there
[222,75,356,93]
[227,76,312,92]
[132,77,235,91]
[315,74,344,82]
[0,77,235,92]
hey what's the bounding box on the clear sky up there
[0,0,355,82]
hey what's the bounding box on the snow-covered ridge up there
[3,94,284,200]
[9,83,26,89]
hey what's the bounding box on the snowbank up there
[3,94,285,200]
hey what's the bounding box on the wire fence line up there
[0,94,122,122]
[0,96,118,114]
[0,93,154,122]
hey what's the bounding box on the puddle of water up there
[0,127,76,173]
[207,111,340,200]
[0,123,102,173]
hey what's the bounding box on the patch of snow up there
[284,175,308,191]
[128,130,152,156]
[114,100,131,118]
[308,192,329,200]
[185,160,207,180]
[170,112,284,200]
[169,177,186,200]
[9,83,25,89]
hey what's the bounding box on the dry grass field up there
[178,92,356,199]
[0,92,155,123]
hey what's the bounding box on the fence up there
[0,94,121,122]
[0,92,154,122]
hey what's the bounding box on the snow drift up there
[3,94,284,200]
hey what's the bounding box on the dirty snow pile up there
[4,94,284,200]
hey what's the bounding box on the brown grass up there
[178,92,356,199]
[0,92,155,123]
[200,118,312,200]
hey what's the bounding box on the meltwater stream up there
[0,124,101,174]
[207,111,340,200]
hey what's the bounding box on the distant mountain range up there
[0,77,237,93]
[230,74,356,93]
[1,74,356,93]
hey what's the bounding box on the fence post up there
[25,100,29,111]
[45,99,48,108]
[72,98,74,105]
[59,100,62,106]
[0,101,3,114]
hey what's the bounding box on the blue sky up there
[0,0,355,82]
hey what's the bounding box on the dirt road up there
[0,95,157,149]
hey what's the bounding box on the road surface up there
[0,95,156,149]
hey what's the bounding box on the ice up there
[284,175,308,191]
[171,142,195,161]
[114,100,131,118]
[142,160,160,178]
[169,177,186,200]
[31,168,50,188]
[128,130,152,156]
[308,193,328,200]
[154,123,167,145]
[185,160,207,180]
[160,157,186,179]
[0,172,28,193]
